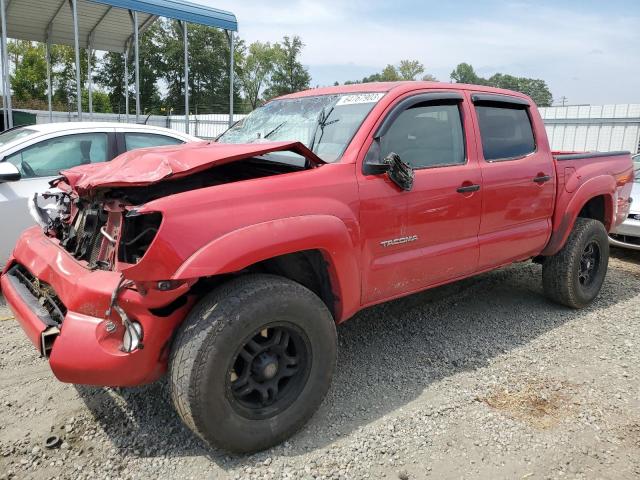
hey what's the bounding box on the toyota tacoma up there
[1,82,634,453]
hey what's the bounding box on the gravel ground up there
[0,248,639,480]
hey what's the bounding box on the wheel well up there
[246,250,337,319]
[578,195,608,228]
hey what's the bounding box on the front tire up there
[169,274,337,453]
[542,218,609,308]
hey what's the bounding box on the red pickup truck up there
[1,82,634,453]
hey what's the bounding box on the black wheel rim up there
[578,240,601,287]
[226,324,311,420]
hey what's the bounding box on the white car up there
[0,122,199,261]
[609,153,640,251]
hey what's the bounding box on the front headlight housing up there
[118,211,162,264]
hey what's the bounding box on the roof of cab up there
[279,81,533,103]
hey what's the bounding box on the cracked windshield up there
[217,92,385,162]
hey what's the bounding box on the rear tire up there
[169,274,336,453]
[542,218,609,308]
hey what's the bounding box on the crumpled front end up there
[1,226,194,386]
[2,140,321,386]
[28,186,163,272]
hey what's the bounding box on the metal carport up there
[0,0,238,132]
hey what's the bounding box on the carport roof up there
[4,0,237,53]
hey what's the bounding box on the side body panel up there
[173,215,361,321]
[125,163,363,321]
[542,154,633,256]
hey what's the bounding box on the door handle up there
[456,184,480,193]
[533,174,552,184]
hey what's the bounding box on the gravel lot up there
[1,248,639,480]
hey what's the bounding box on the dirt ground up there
[0,248,639,480]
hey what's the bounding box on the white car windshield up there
[0,127,37,147]
[633,155,640,183]
[217,93,385,163]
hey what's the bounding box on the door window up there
[380,104,465,169]
[124,133,184,151]
[475,105,535,161]
[5,132,108,178]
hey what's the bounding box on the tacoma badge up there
[380,235,418,247]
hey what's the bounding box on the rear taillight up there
[118,211,162,264]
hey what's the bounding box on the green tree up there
[450,63,553,106]
[238,41,277,109]
[450,62,485,84]
[95,51,125,113]
[96,23,163,114]
[398,59,424,80]
[135,22,163,113]
[52,45,92,110]
[265,36,311,98]
[9,41,48,102]
[493,75,553,107]
[158,20,243,114]
[81,89,111,113]
[343,60,435,84]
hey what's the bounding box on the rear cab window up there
[474,100,535,161]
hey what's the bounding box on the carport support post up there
[87,34,94,119]
[228,30,234,127]
[132,10,140,123]
[0,0,13,128]
[124,45,129,122]
[182,21,189,134]
[46,27,53,122]
[70,0,82,120]
[0,34,6,129]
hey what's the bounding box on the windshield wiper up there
[309,103,340,153]
[263,121,287,140]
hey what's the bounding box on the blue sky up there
[198,0,639,105]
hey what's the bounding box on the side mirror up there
[0,162,20,183]
[384,153,414,191]
[363,140,414,191]
[362,139,389,175]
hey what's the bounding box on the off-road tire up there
[169,274,337,453]
[542,218,609,308]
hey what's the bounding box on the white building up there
[539,104,640,154]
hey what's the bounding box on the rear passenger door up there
[470,93,555,269]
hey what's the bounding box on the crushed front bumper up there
[1,227,192,387]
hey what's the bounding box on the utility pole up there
[559,96,568,107]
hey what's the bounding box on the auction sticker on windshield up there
[335,93,385,106]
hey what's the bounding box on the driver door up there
[357,92,482,305]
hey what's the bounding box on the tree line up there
[336,60,553,107]
[7,20,553,115]
[8,19,312,115]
